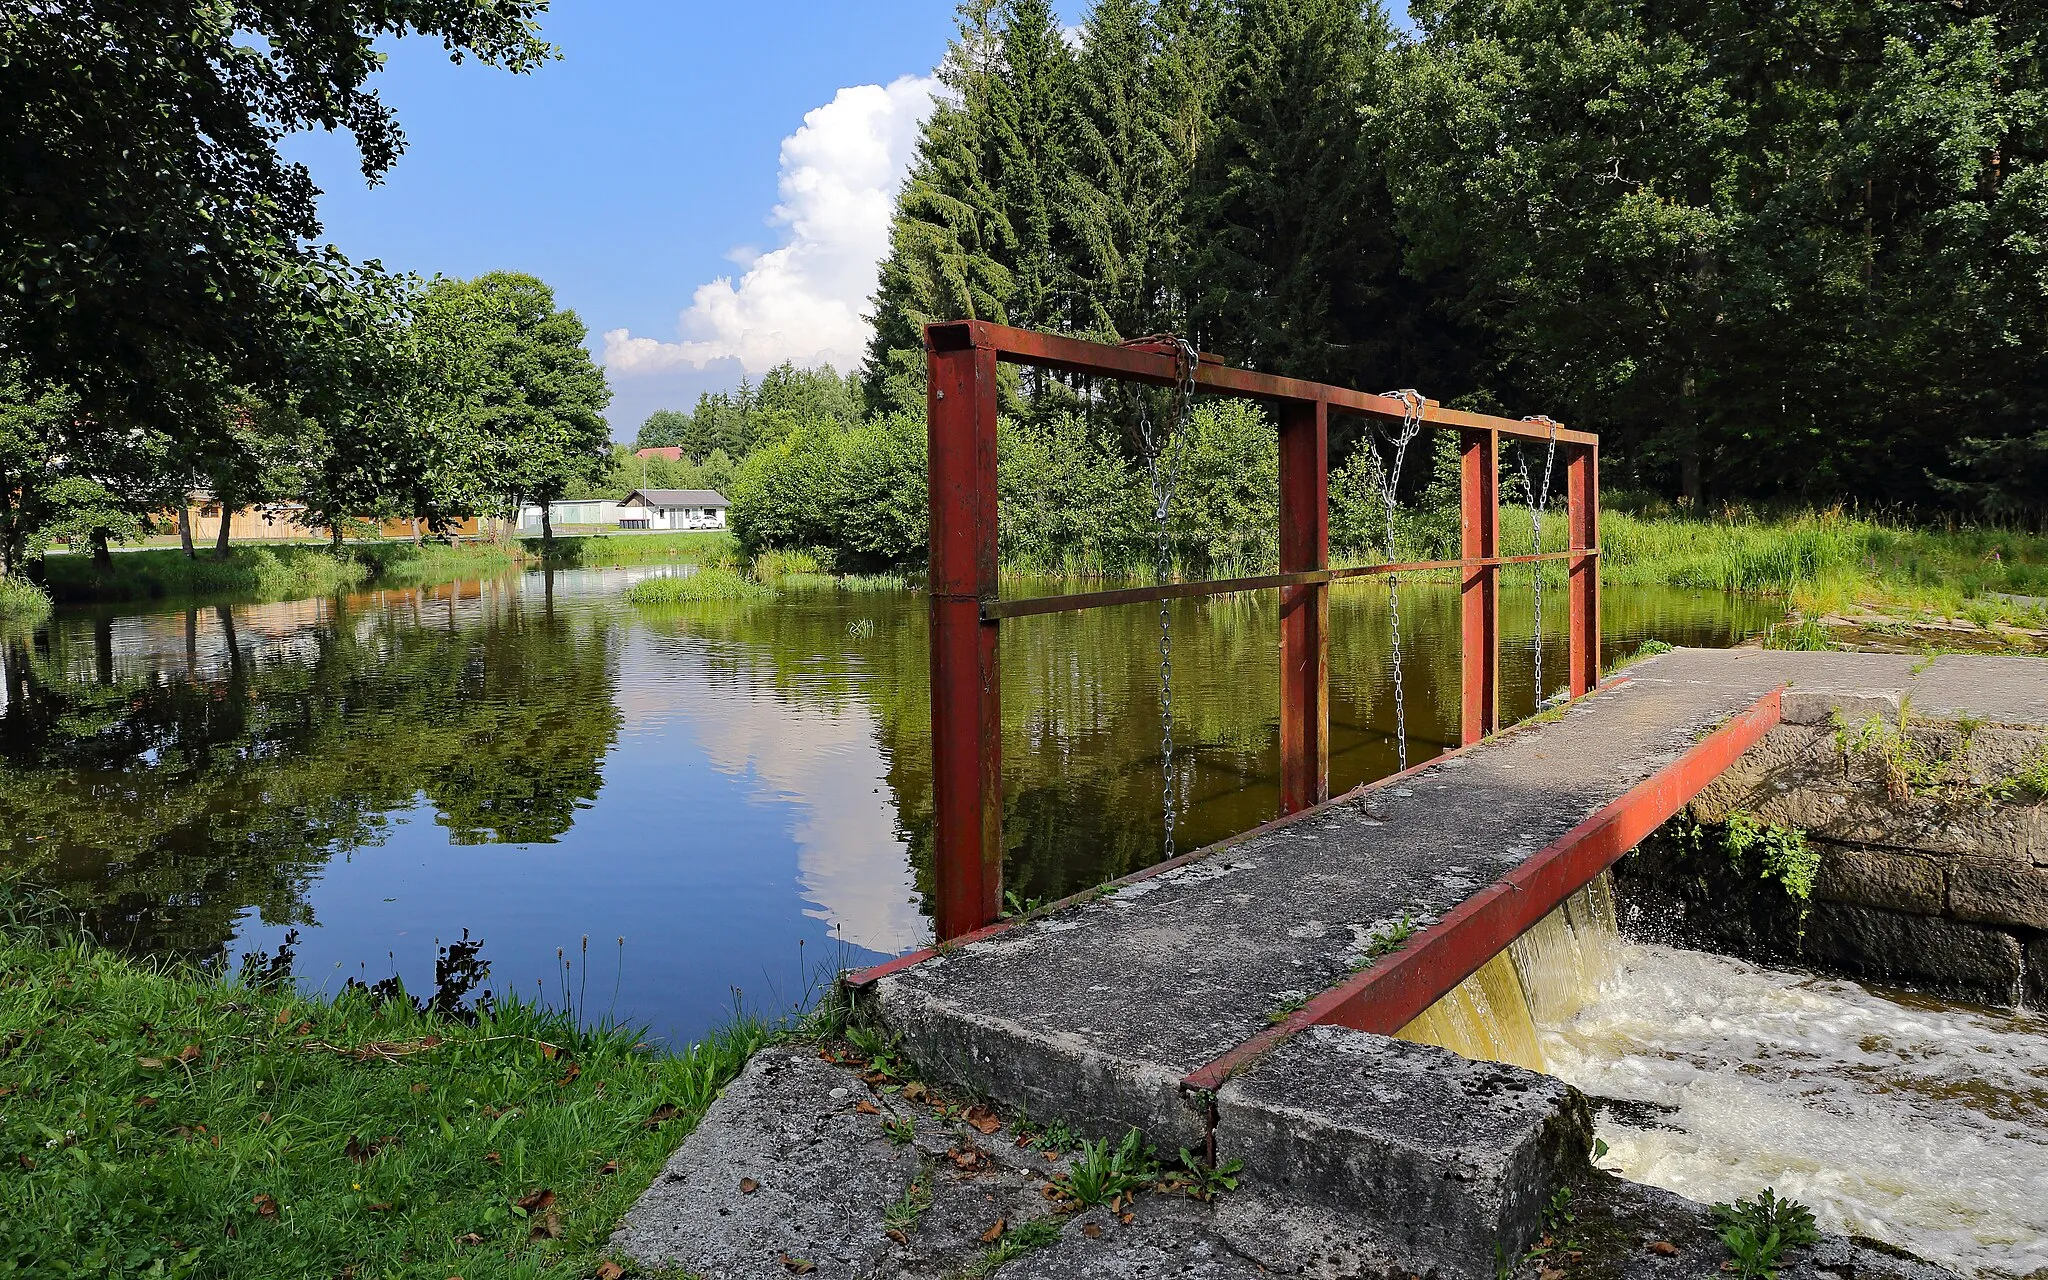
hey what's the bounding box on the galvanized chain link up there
[1518,416,1560,707]
[1138,339,1200,860]
[1377,390,1428,771]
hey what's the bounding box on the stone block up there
[1812,844,1947,916]
[611,1047,919,1278]
[871,974,1210,1156]
[1214,1026,1591,1274]
[1801,902,2024,1005]
[1782,688,1900,728]
[1949,858,2048,931]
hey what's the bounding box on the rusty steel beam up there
[1460,429,1501,744]
[1181,685,1780,1095]
[979,551,1594,622]
[926,321,1597,446]
[1568,443,1601,698]
[1278,398,1330,812]
[926,339,1004,941]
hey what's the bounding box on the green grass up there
[0,573,53,628]
[1594,506,2048,626]
[0,913,773,1280]
[525,530,735,570]
[622,568,772,604]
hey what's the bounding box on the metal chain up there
[1138,339,1200,860]
[1518,416,1560,706]
[1376,390,1428,771]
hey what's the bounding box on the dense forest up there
[851,0,2047,519]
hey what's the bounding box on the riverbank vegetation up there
[0,894,772,1279]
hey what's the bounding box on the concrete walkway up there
[619,648,2042,1277]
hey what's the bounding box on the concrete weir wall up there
[1618,688,2048,1008]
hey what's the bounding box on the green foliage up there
[1053,1128,1160,1206]
[1761,618,1837,651]
[0,574,51,627]
[0,1,552,435]
[1989,745,2048,805]
[1721,812,1821,906]
[1350,913,1417,970]
[728,414,929,571]
[1712,1188,1821,1280]
[0,924,771,1280]
[964,1215,1065,1276]
[622,570,772,605]
[1172,1149,1243,1201]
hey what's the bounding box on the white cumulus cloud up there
[603,74,937,380]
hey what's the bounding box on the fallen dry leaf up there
[294,1022,311,1036]
[540,1043,558,1060]
[134,1096,157,1108]
[274,1006,292,1026]
[1120,1212,1134,1226]
[780,1256,815,1276]
[528,1211,562,1241]
[900,1081,928,1102]
[740,1177,760,1195]
[886,1227,908,1245]
[644,1103,681,1129]
[410,1082,429,1094]
[251,1194,278,1219]
[1082,1222,1103,1238]
[457,1233,485,1245]
[137,1057,164,1070]
[598,1160,619,1176]
[964,1106,1002,1136]
[595,1264,626,1280]
[1041,1184,1065,1202]
[257,1111,271,1126]
[176,1045,201,1064]
[1540,1269,1566,1280]
[554,1063,581,1088]
[345,1135,395,1164]
[980,1219,1006,1244]
[484,1151,501,1165]
[513,1188,556,1215]
[1648,1241,1678,1257]
[365,1202,391,1213]
[854,1099,881,1116]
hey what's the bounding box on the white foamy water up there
[1538,942,2048,1278]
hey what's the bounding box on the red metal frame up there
[922,320,1600,941]
[1181,686,1781,1093]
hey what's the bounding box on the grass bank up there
[32,532,734,611]
[0,903,775,1279]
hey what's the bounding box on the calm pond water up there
[0,567,1778,1046]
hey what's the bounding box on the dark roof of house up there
[624,489,729,507]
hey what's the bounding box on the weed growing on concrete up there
[883,1168,932,1236]
[844,1024,906,1079]
[883,1114,916,1145]
[1350,914,1418,970]
[1054,1129,1159,1207]
[1264,993,1310,1024]
[1712,1188,1820,1279]
[1988,744,2048,805]
[962,1216,1064,1276]
[1001,889,1047,919]
[1172,1149,1244,1201]
[1037,1119,1076,1154]
[1722,812,1822,909]
[1520,1185,1584,1266]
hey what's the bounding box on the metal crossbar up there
[922,320,1601,941]
[980,550,1599,621]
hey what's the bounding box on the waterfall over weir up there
[1396,873,1620,1073]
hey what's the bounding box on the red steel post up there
[1459,428,1501,744]
[925,327,1004,940]
[1278,398,1330,812]
[1567,443,1601,697]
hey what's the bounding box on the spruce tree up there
[1061,0,1165,340]
[1188,0,1399,385]
[985,0,1078,335]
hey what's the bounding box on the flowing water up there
[1401,876,2048,1277]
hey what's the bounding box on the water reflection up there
[0,568,1777,1043]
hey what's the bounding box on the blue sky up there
[292,2,1091,433]
[292,2,1415,436]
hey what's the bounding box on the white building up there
[516,499,626,533]
[617,489,730,531]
